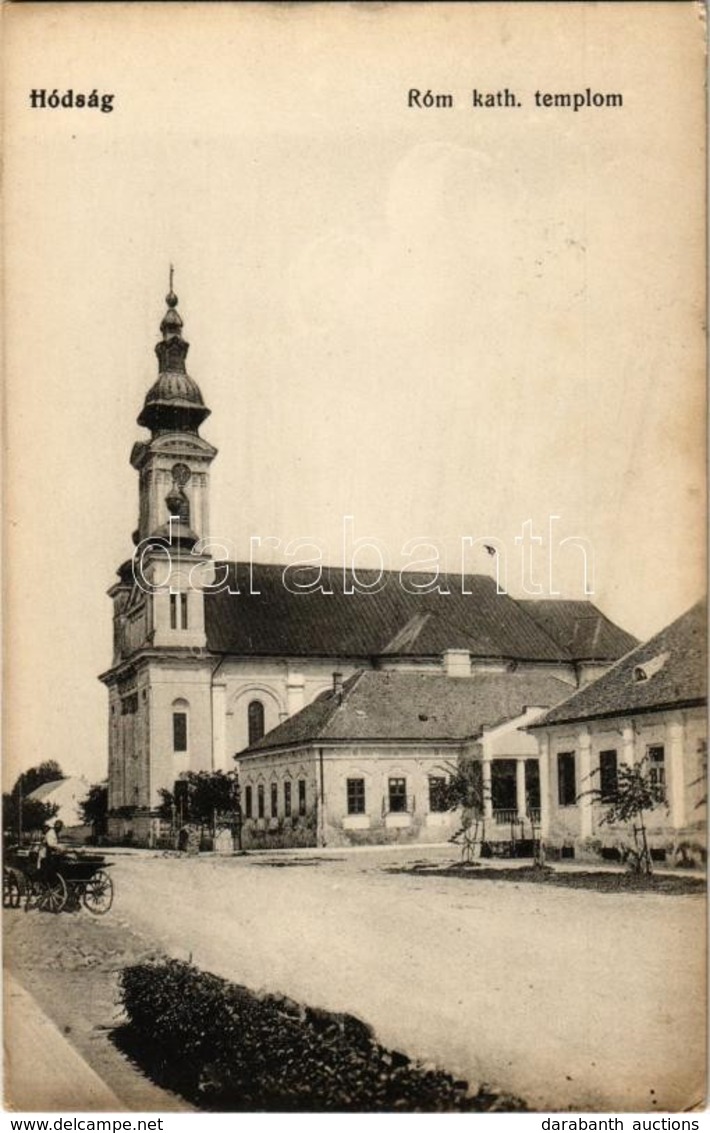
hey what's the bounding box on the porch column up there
[211,682,227,771]
[666,715,686,830]
[482,758,493,820]
[578,726,593,839]
[538,734,550,838]
[516,759,527,820]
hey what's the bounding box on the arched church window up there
[248,700,265,746]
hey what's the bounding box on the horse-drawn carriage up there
[3,846,114,914]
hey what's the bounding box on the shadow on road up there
[383,862,706,896]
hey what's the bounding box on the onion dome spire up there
[137,267,211,435]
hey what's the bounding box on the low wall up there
[546,821,707,868]
[240,816,317,851]
[323,810,460,848]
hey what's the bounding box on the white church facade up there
[100,286,639,845]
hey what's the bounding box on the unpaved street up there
[5,847,705,1112]
[111,848,706,1111]
[4,896,189,1111]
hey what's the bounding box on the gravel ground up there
[4,900,191,1111]
[4,846,706,1112]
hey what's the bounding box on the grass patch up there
[116,958,526,1112]
[385,863,706,895]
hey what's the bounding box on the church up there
[100,286,638,846]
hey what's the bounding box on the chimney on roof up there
[332,672,344,702]
[443,649,471,678]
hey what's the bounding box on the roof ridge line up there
[512,597,574,662]
[217,560,496,583]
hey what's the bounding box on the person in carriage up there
[36,816,64,879]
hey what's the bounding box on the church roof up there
[241,669,574,753]
[528,598,707,728]
[518,599,638,661]
[205,562,636,663]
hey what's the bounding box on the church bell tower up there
[131,273,217,550]
[102,276,218,821]
[128,275,219,650]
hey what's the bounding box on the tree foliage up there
[582,755,666,874]
[157,788,175,824]
[597,760,665,826]
[13,761,64,797]
[437,755,491,864]
[80,783,108,834]
[2,793,58,840]
[2,762,64,841]
[440,757,487,814]
[159,771,240,833]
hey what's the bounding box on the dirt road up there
[112,848,705,1111]
[5,847,705,1112]
[4,895,190,1111]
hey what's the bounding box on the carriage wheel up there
[3,871,20,909]
[37,874,68,914]
[82,870,113,915]
[64,881,82,912]
[7,873,21,908]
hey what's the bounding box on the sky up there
[3,2,705,786]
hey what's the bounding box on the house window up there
[270,782,278,818]
[428,776,448,813]
[557,752,576,806]
[257,784,265,818]
[648,745,666,797]
[173,712,188,753]
[599,749,618,801]
[491,759,517,812]
[388,777,407,813]
[346,778,365,815]
[298,779,306,816]
[244,785,253,819]
[180,592,188,629]
[170,593,177,629]
[284,780,292,817]
[248,700,265,746]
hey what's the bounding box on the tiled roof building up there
[527,600,707,864]
[100,286,641,846]
[244,670,575,751]
[530,599,706,728]
[238,669,578,848]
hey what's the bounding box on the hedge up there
[119,959,526,1112]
